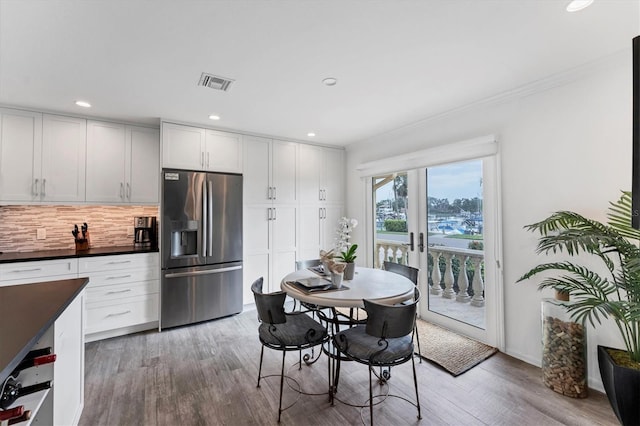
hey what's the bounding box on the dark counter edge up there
[0,245,159,264]
[0,277,89,386]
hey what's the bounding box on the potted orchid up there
[335,217,358,280]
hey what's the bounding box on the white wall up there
[345,50,631,391]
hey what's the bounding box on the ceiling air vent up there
[198,73,234,92]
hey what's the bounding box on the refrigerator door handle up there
[165,265,243,278]
[208,179,213,256]
[202,179,208,257]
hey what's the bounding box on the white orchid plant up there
[334,217,358,253]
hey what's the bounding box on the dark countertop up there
[0,245,159,264]
[0,277,89,385]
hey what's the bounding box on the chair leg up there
[414,323,422,363]
[411,352,422,420]
[278,351,286,423]
[257,345,265,388]
[368,365,374,426]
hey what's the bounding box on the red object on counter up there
[0,405,24,421]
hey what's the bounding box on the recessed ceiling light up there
[566,0,594,12]
[307,132,316,137]
[209,115,220,120]
[75,100,91,108]
[322,78,337,86]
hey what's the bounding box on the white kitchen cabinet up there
[243,136,298,302]
[81,252,160,341]
[244,135,297,204]
[297,204,343,261]
[86,120,159,204]
[298,144,344,205]
[243,204,296,303]
[53,292,85,426]
[41,114,87,202]
[162,122,243,173]
[127,126,160,203]
[0,108,42,202]
[0,258,78,286]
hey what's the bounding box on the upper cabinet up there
[162,122,242,173]
[298,144,344,205]
[0,108,42,202]
[41,114,87,202]
[0,109,87,203]
[86,120,159,204]
[243,135,297,204]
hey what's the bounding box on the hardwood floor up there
[80,309,618,425]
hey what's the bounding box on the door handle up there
[419,232,425,252]
[273,207,276,221]
[42,178,46,197]
[33,178,39,196]
[409,232,415,251]
[120,182,124,199]
[164,265,243,278]
[202,180,208,257]
[126,182,131,200]
[273,186,276,200]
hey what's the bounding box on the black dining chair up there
[383,261,422,362]
[251,277,329,423]
[333,299,421,425]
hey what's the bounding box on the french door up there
[370,155,502,346]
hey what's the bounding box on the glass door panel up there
[421,160,485,330]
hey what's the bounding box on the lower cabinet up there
[80,252,160,342]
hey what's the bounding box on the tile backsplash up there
[0,205,159,252]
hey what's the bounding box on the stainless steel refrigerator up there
[160,169,243,329]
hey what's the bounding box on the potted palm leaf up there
[518,191,640,425]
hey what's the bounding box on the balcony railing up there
[375,239,485,308]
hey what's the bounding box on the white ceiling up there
[0,0,638,146]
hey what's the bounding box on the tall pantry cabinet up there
[297,144,345,260]
[242,136,298,303]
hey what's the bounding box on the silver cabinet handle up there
[10,267,42,273]
[106,289,132,294]
[267,187,271,200]
[42,178,46,197]
[107,310,131,317]
[207,152,210,168]
[120,182,124,199]
[107,260,131,265]
[273,187,276,200]
[273,207,276,221]
[202,180,208,257]
[34,178,39,196]
[106,274,132,280]
[126,182,131,200]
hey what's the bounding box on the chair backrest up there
[383,261,419,285]
[251,277,287,324]
[364,299,417,339]
[295,259,322,271]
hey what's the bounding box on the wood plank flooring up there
[80,309,618,425]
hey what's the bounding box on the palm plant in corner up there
[518,191,640,425]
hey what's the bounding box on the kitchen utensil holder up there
[75,239,89,251]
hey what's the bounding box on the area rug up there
[415,319,498,376]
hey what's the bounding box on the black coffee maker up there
[134,216,157,247]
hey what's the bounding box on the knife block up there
[75,239,89,251]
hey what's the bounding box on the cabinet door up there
[205,130,242,173]
[271,140,297,204]
[321,205,343,250]
[53,292,84,426]
[298,144,322,204]
[243,204,271,300]
[162,123,205,170]
[42,114,86,202]
[322,148,344,204]
[243,136,271,203]
[127,126,159,203]
[298,205,321,261]
[271,205,297,292]
[86,121,127,202]
[0,108,42,201]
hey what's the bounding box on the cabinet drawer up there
[85,280,159,304]
[0,258,78,283]
[85,268,160,288]
[79,252,159,273]
[85,294,158,334]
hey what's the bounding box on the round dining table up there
[280,266,415,308]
